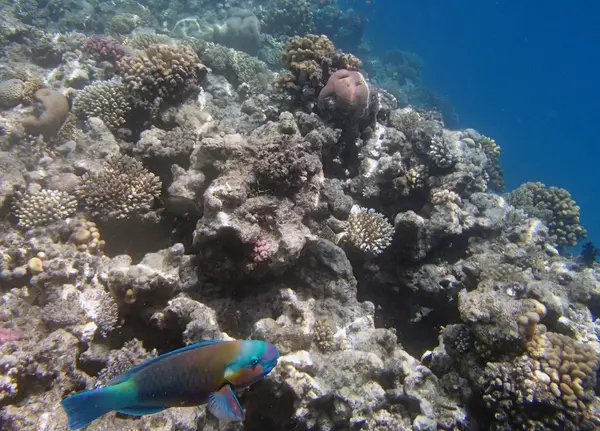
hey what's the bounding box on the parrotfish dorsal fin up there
[106,340,226,386]
[207,385,244,422]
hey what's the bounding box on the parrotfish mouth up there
[262,358,278,375]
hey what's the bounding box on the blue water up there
[362,0,600,248]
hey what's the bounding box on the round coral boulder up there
[318,69,370,117]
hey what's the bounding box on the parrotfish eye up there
[249,358,259,368]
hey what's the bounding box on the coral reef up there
[0,3,596,431]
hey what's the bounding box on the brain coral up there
[72,79,131,130]
[0,79,25,108]
[77,154,162,219]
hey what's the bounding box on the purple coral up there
[83,36,127,64]
[252,237,271,263]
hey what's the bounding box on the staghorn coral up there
[342,206,394,255]
[21,88,70,141]
[76,154,162,219]
[117,44,206,108]
[11,189,77,229]
[508,181,586,248]
[72,79,132,130]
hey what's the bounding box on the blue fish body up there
[61,339,280,430]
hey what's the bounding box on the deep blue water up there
[361,0,600,248]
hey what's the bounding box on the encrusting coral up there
[21,88,70,140]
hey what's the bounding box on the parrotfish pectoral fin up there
[61,386,121,430]
[207,385,245,422]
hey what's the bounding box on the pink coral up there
[83,36,127,64]
[0,328,24,344]
[317,69,370,117]
[252,237,271,263]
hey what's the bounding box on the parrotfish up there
[61,339,280,430]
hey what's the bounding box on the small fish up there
[61,340,279,430]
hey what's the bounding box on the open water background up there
[360,0,600,248]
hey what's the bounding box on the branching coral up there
[76,154,162,219]
[479,136,504,192]
[11,189,77,228]
[427,134,456,168]
[72,79,131,130]
[342,206,394,255]
[508,182,586,248]
[117,44,206,108]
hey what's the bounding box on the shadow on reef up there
[97,216,173,263]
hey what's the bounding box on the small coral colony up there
[0,1,597,430]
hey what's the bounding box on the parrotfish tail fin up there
[61,383,134,430]
[208,384,245,422]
